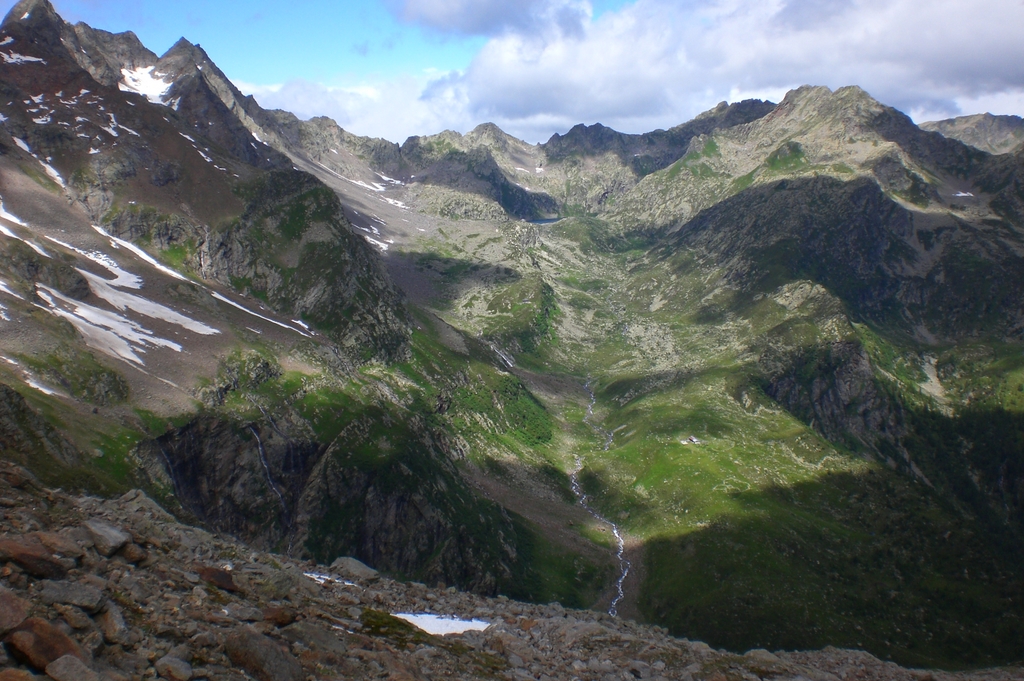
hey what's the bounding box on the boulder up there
[4,618,86,671]
[225,626,303,681]
[82,520,130,557]
[95,603,128,644]
[195,565,238,592]
[44,654,100,681]
[39,580,105,613]
[0,538,68,579]
[0,585,30,635]
[280,621,348,656]
[223,603,261,622]
[29,532,82,559]
[155,655,193,680]
[262,606,297,627]
[329,556,378,581]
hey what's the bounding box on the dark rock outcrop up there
[0,384,81,469]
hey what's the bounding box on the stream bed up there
[570,381,631,616]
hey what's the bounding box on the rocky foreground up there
[0,460,1019,681]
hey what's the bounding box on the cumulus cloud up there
[237,75,476,144]
[385,0,591,37]
[240,0,1024,143]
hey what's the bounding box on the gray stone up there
[39,580,105,613]
[82,520,130,557]
[329,556,378,581]
[0,585,29,635]
[280,621,348,656]
[95,603,128,644]
[44,654,99,681]
[225,626,303,681]
[223,603,262,622]
[155,655,193,680]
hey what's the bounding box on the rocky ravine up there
[1,460,1021,681]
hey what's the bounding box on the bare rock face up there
[922,113,1024,155]
[764,339,906,457]
[0,386,82,471]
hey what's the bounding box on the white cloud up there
[241,0,1024,143]
[387,0,592,37]
[240,75,475,143]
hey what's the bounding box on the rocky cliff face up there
[0,384,82,469]
[664,175,1024,341]
[761,340,906,458]
[132,407,532,596]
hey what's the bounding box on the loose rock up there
[0,539,67,579]
[0,585,29,634]
[154,654,193,681]
[330,556,379,581]
[94,603,127,644]
[43,654,99,681]
[39,580,105,613]
[4,618,86,671]
[81,520,130,558]
[195,565,238,593]
[225,626,303,681]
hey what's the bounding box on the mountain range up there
[1,0,1023,676]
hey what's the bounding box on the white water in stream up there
[570,381,631,617]
[248,425,287,514]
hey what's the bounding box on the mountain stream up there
[570,381,631,616]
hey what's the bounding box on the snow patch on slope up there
[79,270,219,336]
[392,614,490,636]
[210,292,311,337]
[119,66,173,104]
[36,285,181,366]
[45,237,143,289]
[92,225,189,282]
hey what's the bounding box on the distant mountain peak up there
[922,113,1024,155]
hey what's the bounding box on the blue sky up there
[12,0,486,82]
[3,0,1023,143]
[3,0,626,84]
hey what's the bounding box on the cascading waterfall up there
[569,380,631,617]
[248,425,287,516]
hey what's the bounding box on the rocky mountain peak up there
[463,122,530,154]
[1,0,60,28]
[922,112,1024,154]
[0,0,66,52]
[159,37,208,68]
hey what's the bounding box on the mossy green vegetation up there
[409,198,1024,667]
[19,347,129,406]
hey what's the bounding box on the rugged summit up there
[922,113,1024,155]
